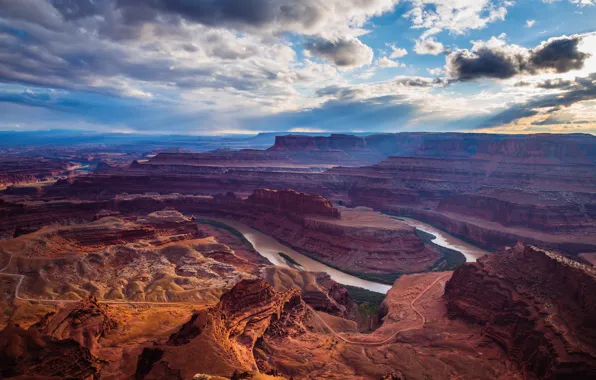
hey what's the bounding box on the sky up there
[1,0,596,135]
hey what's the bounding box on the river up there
[197,216,489,294]
[394,217,489,262]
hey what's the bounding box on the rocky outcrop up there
[94,161,115,172]
[263,266,355,318]
[0,298,115,379]
[445,244,596,379]
[268,134,366,151]
[247,188,340,219]
[33,297,117,354]
[0,157,77,188]
[0,197,109,239]
[437,188,594,231]
[136,279,307,379]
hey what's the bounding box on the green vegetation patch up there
[278,252,302,267]
[414,228,466,271]
[343,285,385,316]
[194,218,254,249]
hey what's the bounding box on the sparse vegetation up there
[343,285,385,317]
[194,218,254,249]
[415,229,466,271]
[278,252,302,267]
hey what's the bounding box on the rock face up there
[248,188,341,219]
[136,279,307,379]
[268,134,367,151]
[0,157,77,188]
[0,298,115,379]
[445,244,596,380]
[263,266,355,318]
[269,132,596,163]
[34,297,117,354]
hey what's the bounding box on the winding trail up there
[308,273,451,346]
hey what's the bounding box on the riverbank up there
[194,215,392,293]
[195,215,489,292]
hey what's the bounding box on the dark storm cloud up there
[530,36,590,73]
[447,46,523,80]
[447,35,591,81]
[481,72,596,127]
[305,38,373,67]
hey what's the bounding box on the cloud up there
[526,19,536,28]
[404,0,511,35]
[248,95,418,132]
[388,44,408,58]
[414,37,445,55]
[427,67,445,76]
[480,72,596,127]
[530,35,590,73]
[376,57,405,68]
[112,0,399,38]
[305,38,373,68]
[446,34,591,81]
[570,0,596,6]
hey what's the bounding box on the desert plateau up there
[1,131,595,380]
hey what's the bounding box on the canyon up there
[0,132,595,379]
[20,132,594,256]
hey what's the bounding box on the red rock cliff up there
[136,279,307,379]
[0,298,115,378]
[445,244,596,379]
[248,188,340,219]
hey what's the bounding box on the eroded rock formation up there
[0,210,265,305]
[136,279,308,379]
[263,266,355,318]
[0,297,115,379]
[445,244,596,379]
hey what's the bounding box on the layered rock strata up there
[445,244,596,379]
[0,297,115,378]
[135,279,307,379]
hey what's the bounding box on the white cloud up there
[543,0,596,5]
[427,67,445,76]
[570,0,596,6]
[388,44,408,58]
[404,0,512,35]
[526,19,536,28]
[376,57,406,68]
